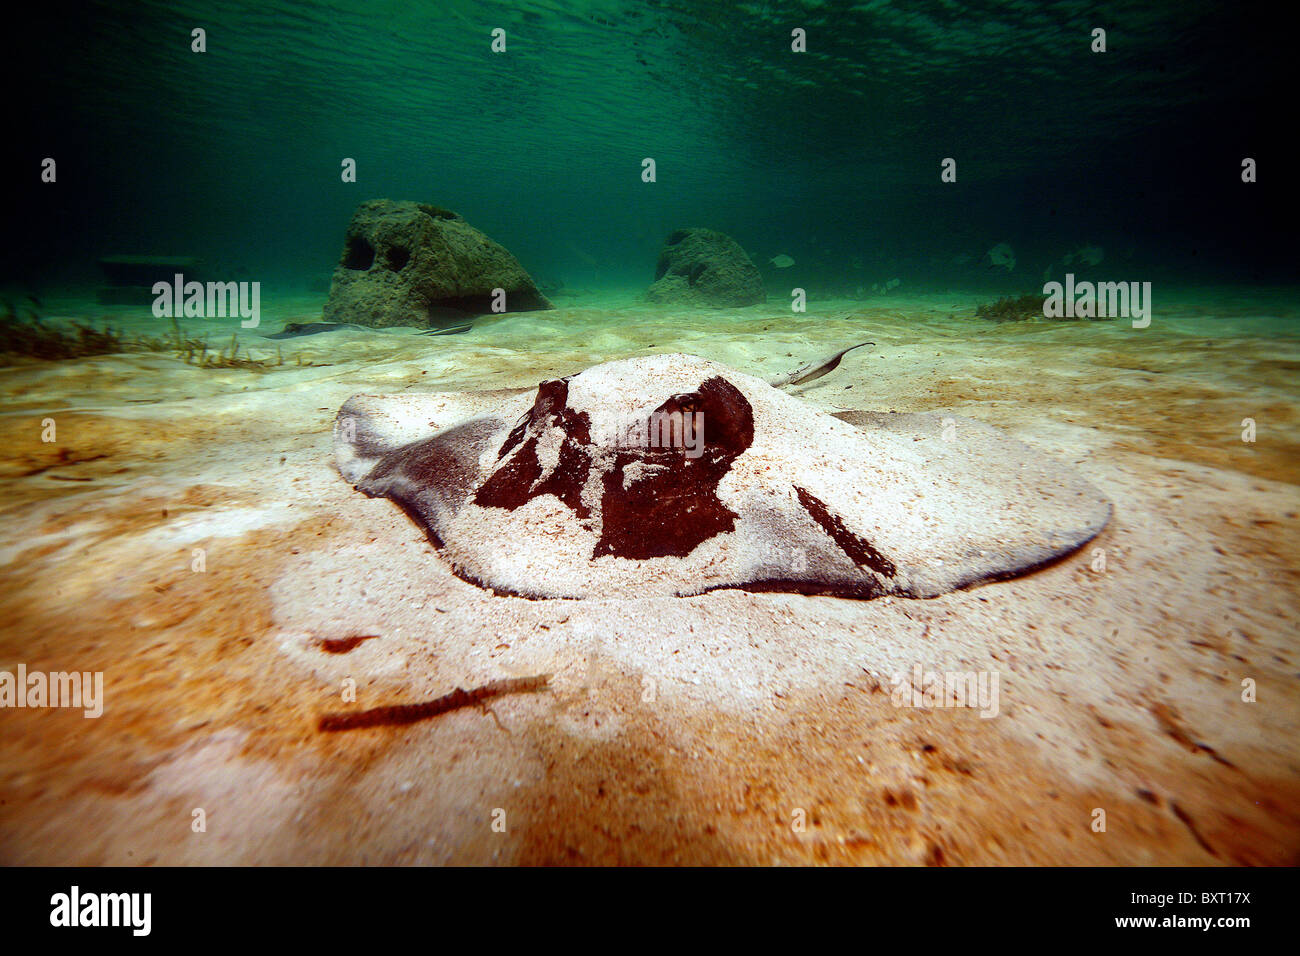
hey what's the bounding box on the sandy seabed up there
[1,288,1297,865]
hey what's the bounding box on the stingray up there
[267,317,475,339]
[334,348,1110,600]
[265,321,371,339]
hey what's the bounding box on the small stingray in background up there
[333,345,1111,600]
[264,322,371,339]
[267,317,474,339]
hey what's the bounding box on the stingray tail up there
[769,341,874,389]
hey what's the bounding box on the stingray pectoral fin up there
[334,389,533,482]
[829,409,1112,594]
[355,416,509,543]
[770,341,874,389]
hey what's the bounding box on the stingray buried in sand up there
[334,351,1111,600]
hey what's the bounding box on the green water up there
[5,0,1290,301]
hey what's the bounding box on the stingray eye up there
[646,393,701,427]
[668,392,702,415]
[641,379,754,456]
[695,377,754,454]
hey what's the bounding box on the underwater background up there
[4,0,1292,298]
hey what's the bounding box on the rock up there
[323,200,552,329]
[644,228,764,308]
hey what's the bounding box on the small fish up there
[769,254,795,268]
[984,242,1016,272]
[418,323,474,336]
[1075,244,1104,266]
[1059,244,1103,271]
